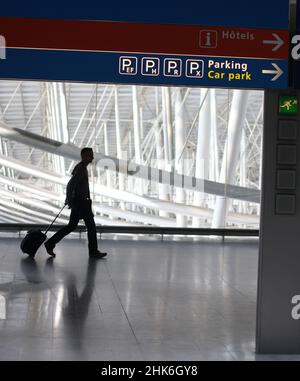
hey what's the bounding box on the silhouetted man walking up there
[45,147,107,259]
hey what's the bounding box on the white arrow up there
[262,63,283,81]
[263,33,284,52]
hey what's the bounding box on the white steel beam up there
[0,187,132,226]
[103,122,113,204]
[239,128,247,216]
[0,204,49,224]
[0,154,260,224]
[114,86,125,209]
[70,85,97,143]
[175,89,187,227]
[193,89,211,227]
[209,89,219,211]
[212,90,249,228]
[154,120,169,218]
[0,173,177,226]
[162,87,173,165]
[132,85,143,197]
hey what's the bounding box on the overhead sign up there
[0,0,290,29]
[0,0,290,89]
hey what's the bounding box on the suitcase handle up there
[45,204,66,234]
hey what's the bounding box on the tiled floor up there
[0,236,299,361]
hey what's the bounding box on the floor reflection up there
[21,256,46,284]
[1,239,278,361]
[49,258,99,350]
[20,256,100,346]
[0,258,53,322]
[0,272,13,320]
[0,294,5,319]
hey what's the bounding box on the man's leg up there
[83,209,98,254]
[82,205,107,258]
[45,209,80,256]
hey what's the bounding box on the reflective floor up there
[0,236,299,361]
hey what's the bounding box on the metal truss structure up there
[0,81,263,228]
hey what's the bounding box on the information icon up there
[200,30,218,48]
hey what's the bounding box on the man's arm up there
[65,164,85,206]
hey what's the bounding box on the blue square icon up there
[164,59,182,77]
[119,56,138,75]
[186,60,204,78]
[142,57,160,76]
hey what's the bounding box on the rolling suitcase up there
[20,205,65,258]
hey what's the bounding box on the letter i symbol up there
[200,30,217,48]
[205,32,211,47]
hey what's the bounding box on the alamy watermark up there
[291,295,300,320]
[292,35,300,60]
[0,35,6,60]
[95,151,205,195]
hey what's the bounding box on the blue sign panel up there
[0,0,290,89]
[0,0,290,29]
[0,49,289,90]
[297,0,300,30]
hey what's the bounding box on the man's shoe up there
[44,241,56,258]
[89,250,107,259]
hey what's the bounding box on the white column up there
[193,89,211,227]
[239,127,247,217]
[154,121,169,218]
[175,89,187,227]
[210,89,219,210]
[161,87,173,217]
[132,86,142,198]
[115,86,125,210]
[47,83,68,196]
[103,122,113,209]
[132,86,142,164]
[162,87,173,168]
[212,90,249,228]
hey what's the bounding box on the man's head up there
[81,147,94,164]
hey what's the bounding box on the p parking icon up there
[142,58,160,76]
[119,56,138,75]
[164,59,182,77]
[186,60,204,79]
[0,35,6,60]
